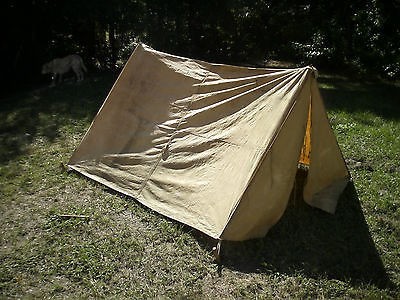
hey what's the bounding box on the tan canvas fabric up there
[68,44,349,241]
[302,79,350,213]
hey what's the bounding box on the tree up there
[1,0,398,95]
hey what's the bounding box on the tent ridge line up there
[219,68,313,238]
[142,43,307,74]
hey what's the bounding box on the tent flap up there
[303,78,350,213]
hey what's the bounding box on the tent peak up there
[306,65,319,78]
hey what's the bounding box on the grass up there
[0,72,399,299]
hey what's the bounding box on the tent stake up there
[212,239,222,263]
[212,239,223,276]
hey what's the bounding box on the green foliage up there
[0,72,399,298]
[1,0,398,95]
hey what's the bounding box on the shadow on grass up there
[318,75,400,121]
[221,179,392,289]
[2,70,396,290]
[0,73,116,164]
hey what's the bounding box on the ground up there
[0,72,399,299]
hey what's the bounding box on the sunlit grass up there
[0,73,399,298]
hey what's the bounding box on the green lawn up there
[1,73,399,299]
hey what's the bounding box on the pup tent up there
[69,44,349,241]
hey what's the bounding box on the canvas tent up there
[68,44,349,241]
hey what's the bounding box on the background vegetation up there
[1,0,399,95]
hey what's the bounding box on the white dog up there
[42,54,87,86]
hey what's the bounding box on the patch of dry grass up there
[1,73,399,299]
